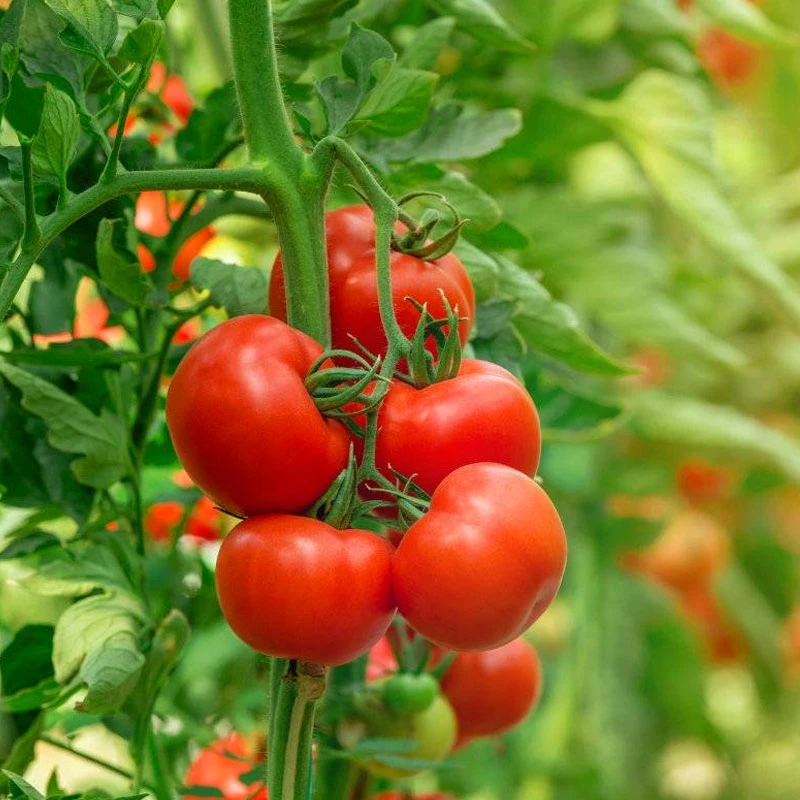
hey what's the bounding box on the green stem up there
[102,65,149,183]
[147,730,173,800]
[0,166,267,320]
[268,660,327,800]
[20,143,40,249]
[228,0,299,168]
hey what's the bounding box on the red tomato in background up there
[135,191,215,282]
[184,496,222,542]
[676,459,735,507]
[698,29,760,90]
[622,508,729,592]
[144,501,184,543]
[367,360,541,495]
[678,584,746,664]
[441,639,542,739]
[269,205,475,360]
[392,463,567,651]
[367,636,398,682]
[166,315,350,517]
[147,61,194,124]
[144,497,222,543]
[184,733,266,800]
[216,515,395,665]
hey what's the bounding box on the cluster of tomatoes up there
[165,204,567,772]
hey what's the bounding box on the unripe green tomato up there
[363,694,457,779]
[382,672,439,714]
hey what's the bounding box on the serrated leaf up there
[112,0,159,20]
[190,258,267,316]
[118,17,163,63]
[584,71,800,330]
[0,361,129,489]
[45,0,118,67]
[631,392,800,482]
[276,0,357,42]
[495,256,632,376]
[400,17,455,70]
[379,104,522,163]
[424,0,535,54]
[96,217,151,305]
[696,0,798,46]
[30,83,79,190]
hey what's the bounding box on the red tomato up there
[145,501,184,543]
[367,636,398,682]
[173,318,202,346]
[392,463,567,651]
[441,639,542,739]
[698,29,760,89]
[147,61,194,123]
[676,459,734,507]
[368,360,540,495]
[185,496,222,542]
[216,515,395,665]
[622,508,729,592]
[678,584,745,664]
[269,205,475,360]
[184,733,266,800]
[135,192,215,282]
[166,315,350,517]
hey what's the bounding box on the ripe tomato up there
[622,508,729,592]
[392,463,567,651]
[269,205,475,360]
[441,639,542,739]
[676,459,734,507]
[147,61,194,124]
[185,496,222,542]
[698,29,760,90]
[166,315,350,517]
[216,515,395,665]
[678,584,745,665]
[184,733,266,800]
[144,501,184,543]
[368,360,540,495]
[367,636,398,681]
[135,191,215,282]
[362,694,456,778]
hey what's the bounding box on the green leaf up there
[494,256,633,376]
[399,17,455,71]
[452,239,498,301]
[112,0,159,20]
[584,71,800,331]
[696,0,799,46]
[2,772,46,800]
[355,61,437,137]
[175,82,240,165]
[0,625,55,698]
[379,104,522,163]
[44,0,118,68]
[118,17,164,63]
[0,677,61,713]
[631,392,800,482]
[190,258,268,316]
[5,72,45,140]
[276,0,357,43]
[96,217,152,306]
[30,83,79,190]
[0,361,129,489]
[3,340,152,369]
[424,0,535,54]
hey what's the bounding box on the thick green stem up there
[228,0,300,167]
[268,660,327,800]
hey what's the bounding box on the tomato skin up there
[184,733,266,800]
[441,639,542,739]
[370,360,540,495]
[147,62,194,123]
[367,636,398,681]
[166,315,350,517]
[382,672,439,714]
[676,459,734,507]
[216,515,395,665]
[269,205,475,359]
[392,463,567,651]
[144,501,184,542]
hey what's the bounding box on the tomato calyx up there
[403,295,464,388]
[310,448,361,529]
[391,191,468,262]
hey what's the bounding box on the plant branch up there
[228,0,300,168]
[20,143,40,249]
[102,65,150,183]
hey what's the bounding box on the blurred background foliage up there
[3,0,800,798]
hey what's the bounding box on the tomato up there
[698,29,760,90]
[367,636,398,681]
[269,205,475,360]
[678,584,745,664]
[368,360,540,495]
[441,639,542,739]
[135,191,216,282]
[145,501,184,542]
[147,61,194,123]
[184,733,266,800]
[382,672,439,714]
[166,315,350,517]
[622,508,729,592]
[185,496,222,541]
[362,694,456,778]
[676,459,734,507]
[216,515,395,665]
[392,463,567,651]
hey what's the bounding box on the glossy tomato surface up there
[216,515,395,665]
[269,205,475,359]
[393,463,567,651]
[184,732,266,800]
[166,315,350,517]
[371,360,541,494]
[441,638,542,739]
